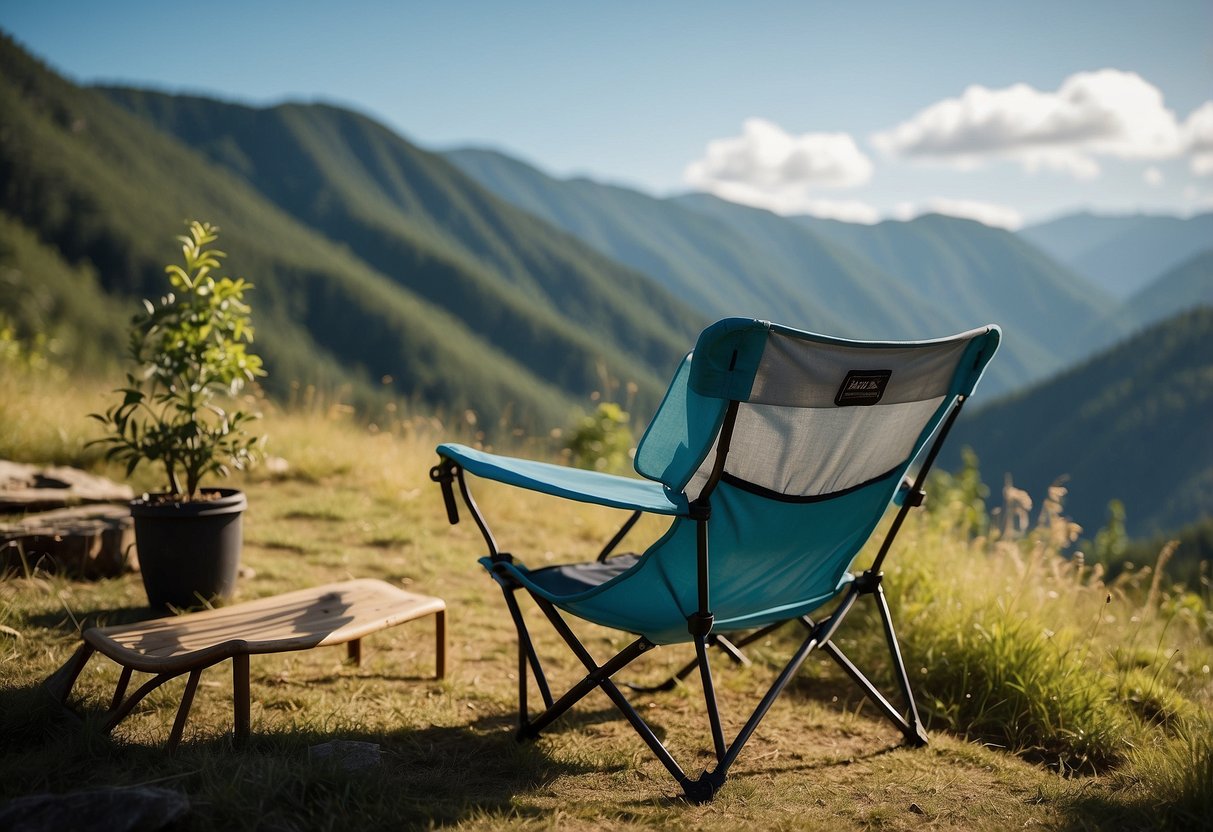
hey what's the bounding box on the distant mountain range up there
[447,148,1122,396]
[2,32,1210,537]
[1019,211,1213,299]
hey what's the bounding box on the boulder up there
[0,786,188,832]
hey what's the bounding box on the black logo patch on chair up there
[835,370,892,406]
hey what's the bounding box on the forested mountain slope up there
[0,35,700,429]
[943,307,1213,538]
[101,89,706,411]
[446,147,951,340]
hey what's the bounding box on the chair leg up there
[526,598,691,788]
[820,640,921,743]
[42,643,95,705]
[808,585,929,747]
[232,654,250,747]
[874,584,928,746]
[501,586,552,734]
[694,635,726,763]
[167,668,202,750]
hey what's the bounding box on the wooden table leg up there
[110,666,133,710]
[232,654,250,747]
[168,668,202,750]
[435,609,447,680]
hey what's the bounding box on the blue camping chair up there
[432,318,1000,801]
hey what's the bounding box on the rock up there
[308,740,382,771]
[0,504,136,578]
[0,786,189,832]
[0,460,134,512]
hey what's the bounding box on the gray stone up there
[0,786,189,832]
[308,739,382,771]
[0,460,134,511]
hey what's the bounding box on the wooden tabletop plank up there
[83,579,445,673]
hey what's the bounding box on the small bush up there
[90,221,265,499]
[563,402,634,473]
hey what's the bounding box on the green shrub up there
[90,221,265,499]
[563,402,634,473]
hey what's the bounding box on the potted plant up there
[92,221,265,610]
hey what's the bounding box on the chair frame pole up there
[869,395,967,575]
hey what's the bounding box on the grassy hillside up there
[99,88,704,415]
[944,307,1213,538]
[1,363,1210,830]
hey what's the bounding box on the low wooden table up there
[44,579,446,748]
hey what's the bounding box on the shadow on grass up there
[1050,788,1195,832]
[0,680,594,830]
[26,603,166,633]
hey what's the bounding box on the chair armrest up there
[437,443,688,516]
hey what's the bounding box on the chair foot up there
[904,723,928,747]
[682,770,727,803]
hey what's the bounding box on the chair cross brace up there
[485,554,928,802]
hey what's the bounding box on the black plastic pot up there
[131,488,247,610]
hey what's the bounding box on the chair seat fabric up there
[527,553,644,596]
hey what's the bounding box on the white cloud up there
[797,199,881,224]
[684,118,874,214]
[1184,101,1213,176]
[1143,166,1164,186]
[892,198,1024,230]
[1020,150,1101,179]
[871,69,1185,178]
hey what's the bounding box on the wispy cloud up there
[684,118,874,214]
[871,69,1187,179]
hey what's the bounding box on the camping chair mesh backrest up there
[549,319,1001,645]
[640,318,997,498]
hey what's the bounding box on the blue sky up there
[3,0,1211,227]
